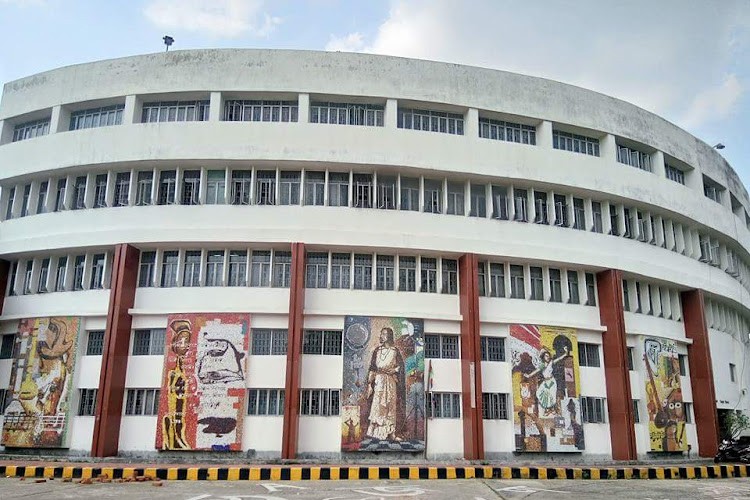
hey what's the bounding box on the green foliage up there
[723,411,750,439]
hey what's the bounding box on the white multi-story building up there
[0,49,747,461]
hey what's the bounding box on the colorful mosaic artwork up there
[1,317,81,448]
[155,313,250,451]
[341,316,425,452]
[510,324,585,452]
[643,337,687,452]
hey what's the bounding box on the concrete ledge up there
[0,464,748,480]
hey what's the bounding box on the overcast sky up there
[1,0,748,186]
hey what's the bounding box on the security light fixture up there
[714,143,725,150]
[163,35,174,52]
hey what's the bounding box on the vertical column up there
[464,108,478,139]
[282,242,306,459]
[209,92,223,122]
[600,133,618,163]
[122,95,142,125]
[298,93,310,124]
[681,289,719,457]
[91,244,140,457]
[537,120,553,149]
[596,269,637,460]
[458,253,484,459]
[384,99,398,129]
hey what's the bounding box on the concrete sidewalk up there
[0,462,748,480]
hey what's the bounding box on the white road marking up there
[259,483,308,492]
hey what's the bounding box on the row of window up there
[478,262,597,305]
[622,279,684,321]
[705,299,750,338]
[6,252,109,297]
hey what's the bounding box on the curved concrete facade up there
[0,49,746,461]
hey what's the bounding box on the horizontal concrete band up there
[0,464,748,480]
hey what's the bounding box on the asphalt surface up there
[2,477,750,499]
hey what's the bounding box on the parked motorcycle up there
[714,437,750,463]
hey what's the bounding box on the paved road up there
[2,477,750,499]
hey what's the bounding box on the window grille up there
[578,343,601,367]
[114,172,130,207]
[376,255,395,291]
[279,171,300,205]
[420,258,437,293]
[398,108,464,135]
[132,329,165,356]
[331,253,351,289]
[377,176,396,209]
[482,393,509,419]
[181,170,201,205]
[251,329,287,355]
[78,389,98,416]
[480,337,505,362]
[302,330,342,355]
[136,171,153,206]
[228,251,248,286]
[310,102,384,126]
[250,251,271,287]
[255,170,276,205]
[182,251,201,287]
[567,270,580,304]
[441,259,458,294]
[303,172,325,206]
[93,174,107,208]
[400,177,420,211]
[89,253,106,289]
[205,251,224,286]
[353,174,372,208]
[124,389,160,415]
[510,265,525,298]
[247,389,285,415]
[86,331,105,356]
[73,176,87,210]
[158,170,177,205]
[161,251,179,287]
[206,170,226,204]
[549,268,562,302]
[529,267,543,300]
[70,105,124,130]
[299,389,340,416]
[581,397,606,423]
[424,334,459,359]
[13,118,50,142]
[328,173,349,207]
[305,252,329,288]
[353,254,372,290]
[142,100,209,122]
[426,393,461,418]
[231,170,252,205]
[224,100,298,122]
[552,130,600,156]
[479,118,535,144]
[272,251,292,287]
[0,334,15,359]
[446,182,465,215]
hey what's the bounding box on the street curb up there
[1,464,748,480]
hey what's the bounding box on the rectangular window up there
[398,108,464,135]
[420,257,437,293]
[331,253,351,289]
[132,329,166,355]
[567,270,580,304]
[77,389,98,416]
[0,334,14,359]
[398,256,416,292]
[0,389,9,413]
[228,251,248,287]
[376,255,395,291]
[622,280,631,311]
[426,392,461,418]
[303,330,342,355]
[136,171,153,206]
[488,263,505,298]
[446,181,465,215]
[157,170,177,205]
[7,261,17,296]
[299,388,340,416]
[86,331,105,356]
[424,334,459,359]
[481,393,509,420]
[69,104,124,130]
[554,194,568,227]
[510,265,525,299]
[578,343,601,367]
[423,179,443,214]
[617,145,652,172]
[73,255,86,291]
[678,354,687,376]
[478,118,536,145]
[492,185,509,220]
[305,252,329,288]
[182,251,201,287]
[480,336,505,362]
[533,192,548,224]
[633,399,640,423]
[353,174,372,208]
[160,251,179,287]
[5,186,15,219]
[304,171,325,206]
[181,170,201,205]
[529,266,543,300]
[93,174,107,208]
[552,130,600,156]
[38,258,50,293]
[581,397,606,423]
[54,179,66,212]
[609,206,620,236]
[592,201,603,233]
[23,260,33,294]
[73,176,87,210]
[684,402,693,424]
[12,118,50,142]
[272,251,292,288]
[353,254,372,290]
[247,389,285,416]
[477,261,487,297]
[328,172,349,207]
[310,102,384,126]
[549,268,562,302]
[138,251,156,287]
[665,164,685,185]
[36,181,48,214]
[279,171,300,205]
[513,188,528,222]
[255,170,276,205]
[124,388,160,416]
[573,198,585,230]
[205,250,224,286]
[585,273,597,306]
[18,184,30,217]
[376,175,396,209]
[141,100,209,122]
[55,256,67,292]
[113,172,130,207]
[89,253,106,289]
[730,363,737,382]
[205,170,226,205]
[623,208,634,239]
[400,177,420,211]
[231,170,252,205]
[224,100,298,122]
[441,259,458,294]
[250,250,271,287]
[251,329,287,355]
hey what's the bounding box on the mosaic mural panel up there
[510,324,585,452]
[642,337,687,452]
[341,316,425,452]
[2,317,81,448]
[155,313,250,451]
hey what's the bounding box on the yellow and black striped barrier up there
[0,464,748,481]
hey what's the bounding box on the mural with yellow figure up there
[510,324,585,452]
[643,337,686,452]
[1,317,81,448]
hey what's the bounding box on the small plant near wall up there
[722,410,750,440]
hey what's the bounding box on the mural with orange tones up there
[643,337,687,452]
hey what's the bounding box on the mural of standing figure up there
[524,346,570,415]
[365,327,405,441]
[162,319,191,450]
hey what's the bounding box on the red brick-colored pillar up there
[681,289,719,457]
[458,253,484,459]
[282,242,306,459]
[91,244,139,457]
[596,269,637,460]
